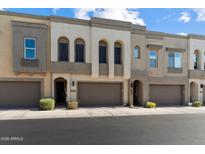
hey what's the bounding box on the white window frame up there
[168,52,182,68]
[24,38,37,60]
[149,50,158,68]
[134,46,140,59]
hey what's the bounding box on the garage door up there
[78,82,122,106]
[0,81,41,108]
[150,85,183,106]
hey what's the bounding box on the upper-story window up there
[168,52,182,68]
[149,50,158,68]
[24,38,36,60]
[58,37,69,61]
[134,46,140,59]
[75,38,85,63]
[114,42,122,64]
[194,50,199,70]
[99,40,107,64]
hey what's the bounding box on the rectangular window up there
[24,38,36,60]
[114,47,121,64]
[168,52,182,68]
[75,44,84,62]
[59,43,69,61]
[149,50,158,68]
[99,46,107,63]
[134,47,140,59]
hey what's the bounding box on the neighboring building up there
[0,11,51,108]
[0,10,204,108]
[188,35,205,103]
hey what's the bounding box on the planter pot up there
[187,102,192,106]
[67,101,79,110]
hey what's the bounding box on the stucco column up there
[70,38,74,62]
[108,42,114,78]
[91,38,99,78]
[51,35,58,61]
[123,80,129,106]
[123,44,131,79]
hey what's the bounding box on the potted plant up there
[67,99,79,110]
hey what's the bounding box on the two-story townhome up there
[50,17,131,106]
[0,11,51,108]
[188,35,205,104]
[0,10,204,108]
[130,29,189,106]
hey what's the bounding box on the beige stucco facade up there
[0,12,51,99]
[1,10,205,107]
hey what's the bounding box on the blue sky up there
[2,8,205,35]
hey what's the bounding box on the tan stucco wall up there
[91,27,131,79]
[0,14,51,97]
[188,39,205,70]
[51,22,131,79]
[51,22,91,63]
[131,34,188,78]
[52,73,129,105]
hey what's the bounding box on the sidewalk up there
[1,106,205,120]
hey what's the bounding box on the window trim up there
[134,46,140,59]
[168,52,182,69]
[114,42,122,65]
[194,50,200,70]
[149,50,158,68]
[99,40,107,64]
[24,38,37,60]
[58,37,69,62]
[75,38,85,63]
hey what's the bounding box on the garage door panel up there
[0,81,41,108]
[78,83,122,106]
[150,85,183,106]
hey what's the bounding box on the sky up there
[1,8,205,35]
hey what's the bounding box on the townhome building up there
[0,10,204,108]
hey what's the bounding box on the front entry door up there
[55,81,66,104]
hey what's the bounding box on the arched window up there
[134,46,140,59]
[114,42,122,64]
[58,37,69,61]
[194,50,199,70]
[75,38,85,62]
[99,40,107,64]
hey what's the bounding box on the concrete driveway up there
[1,106,205,120]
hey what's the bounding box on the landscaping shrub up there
[145,102,157,108]
[39,98,55,110]
[192,101,202,107]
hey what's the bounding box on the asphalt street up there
[0,113,205,145]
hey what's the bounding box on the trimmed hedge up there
[145,102,157,108]
[192,101,202,107]
[39,98,55,110]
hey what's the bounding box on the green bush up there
[145,102,157,108]
[192,101,202,107]
[39,98,55,110]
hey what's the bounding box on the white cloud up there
[177,32,188,36]
[74,8,95,19]
[178,12,191,23]
[74,8,145,25]
[193,9,205,22]
[53,8,60,15]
